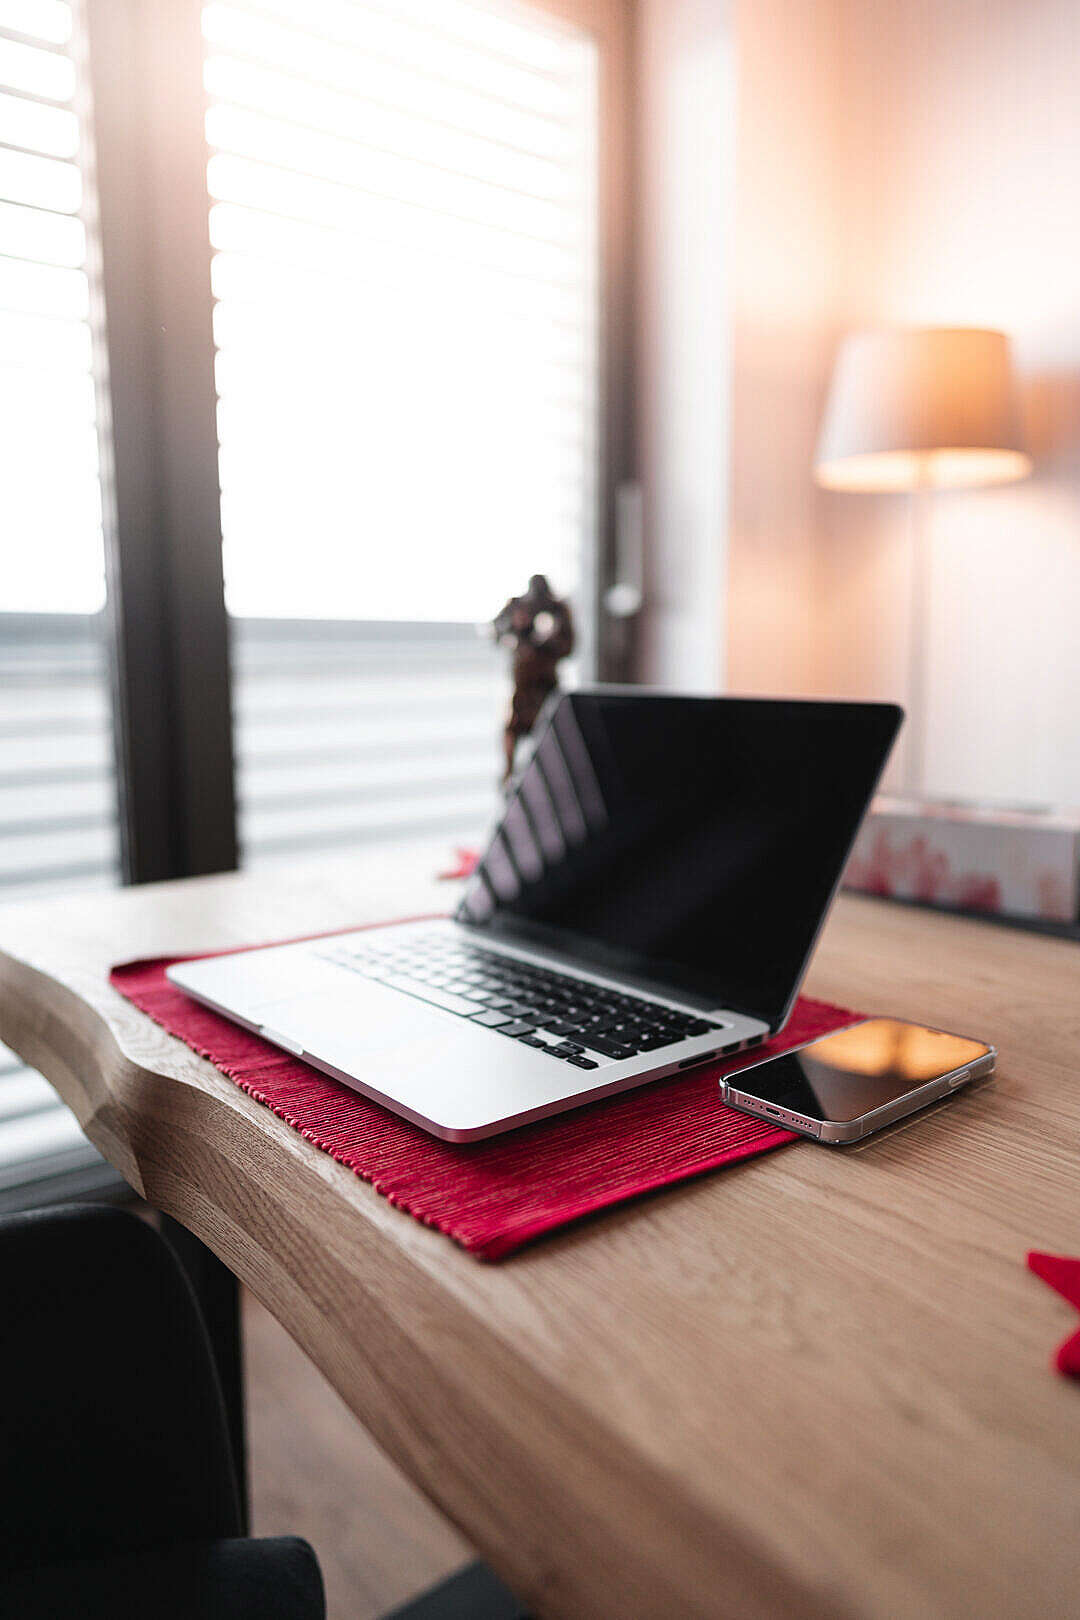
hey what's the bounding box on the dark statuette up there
[493,574,574,783]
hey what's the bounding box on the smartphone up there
[721,1017,995,1143]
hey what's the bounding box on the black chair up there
[0,1203,325,1620]
[385,1563,528,1620]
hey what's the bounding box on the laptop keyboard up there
[316,929,723,1070]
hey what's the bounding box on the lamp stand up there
[904,483,931,800]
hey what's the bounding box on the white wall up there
[725,0,843,700]
[638,0,1080,809]
[635,0,733,689]
[819,0,1080,810]
[635,0,851,696]
[810,0,1080,806]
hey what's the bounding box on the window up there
[0,2,113,865]
[0,0,630,1196]
[0,0,123,1204]
[202,0,602,865]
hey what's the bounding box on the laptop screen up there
[456,692,901,1031]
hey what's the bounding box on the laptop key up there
[564,1054,599,1069]
[377,976,478,1016]
[584,1036,637,1059]
[353,939,718,1062]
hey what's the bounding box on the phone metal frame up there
[720,1018,996,1144]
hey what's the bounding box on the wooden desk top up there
[1,852,1078,1620]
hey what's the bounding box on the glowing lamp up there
[814,327,1030,795]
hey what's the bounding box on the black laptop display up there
[459,693,902,1032]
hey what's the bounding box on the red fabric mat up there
[110,924,861,1260]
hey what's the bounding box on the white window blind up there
[0,0,120,1203]
[204,0,602,868]
[0,0,105,615]
[0,0,116,897]
[202,0,600,622]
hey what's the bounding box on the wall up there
[723,0,1080,805]
[724,0,843,700]
[635,0,845,696]
[820,0,1080,808]
[639,2,1080,807]
[635,0,733,689]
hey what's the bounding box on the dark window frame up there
[78,0,237,883]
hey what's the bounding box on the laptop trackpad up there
[255,980,475,1068]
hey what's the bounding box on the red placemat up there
[110,922,861,1260]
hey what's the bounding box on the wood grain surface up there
[1,845,1078,1619]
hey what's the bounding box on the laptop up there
[168,692,901,1140]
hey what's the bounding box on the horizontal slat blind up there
[0,0,106,613]
[203,0,599,622]
[0,3,117,892]
[0,4,119,1202]
[231,618,504,864]
[205,0,600,868]
[0,615,118,896]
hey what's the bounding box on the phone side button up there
[948,1070,970,1088]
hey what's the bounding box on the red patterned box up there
[844,797,1080,924]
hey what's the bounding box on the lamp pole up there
[904,475,931,800]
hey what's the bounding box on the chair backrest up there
[0,1203,242,1574]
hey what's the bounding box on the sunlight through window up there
[0,0,104,615]
[203,0,599,622]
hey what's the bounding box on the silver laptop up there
[168,692,901,1140]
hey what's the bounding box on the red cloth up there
[110,923,861,1260]
[1027,1252,1080,1379]
[437,847,480,881]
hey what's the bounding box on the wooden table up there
[1,851,1078,1620]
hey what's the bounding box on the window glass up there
[202,0,600,864]
[0,0,121,1203]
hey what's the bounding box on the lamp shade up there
[814,327,1031,491]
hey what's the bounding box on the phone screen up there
[737,1019,990,1122]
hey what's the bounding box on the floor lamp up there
[814,327,1031,799]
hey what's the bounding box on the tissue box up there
[844,797,1080,924]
